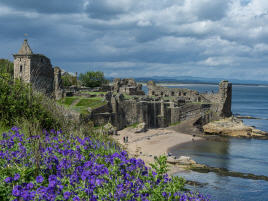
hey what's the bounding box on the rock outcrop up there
[203,117,268,138]
[167,156,196,165]
[134,122,147,133]
[103,123,117,135]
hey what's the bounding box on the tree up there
[62,73,77,87]
[0,59,14,77]
[79,71,108,87]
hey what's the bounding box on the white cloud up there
[0,0,268,80]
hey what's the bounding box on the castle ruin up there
[13,39,63,99]
[12,40,232,131]
[88,79,232,130]
[113,78,145,95]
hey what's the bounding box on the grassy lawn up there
[58,96,80,106]
[58,96,107,114]
[80,91,107,95]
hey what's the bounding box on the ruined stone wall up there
[218,81,232,117]
[54,67,64,100]
[30,55,54,94]
[113,78,145,95]
[14,56,31,82]
[81,79,232,130]
[200,81,232,117]
[147,80,232,118]
[102,94,213,130]
[147,81,203,102]
[13,54,54,94]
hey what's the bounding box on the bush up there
[79,71,108,88]
[0,59,13,77]
[0,127,211,201]
[62,73,77,87]
[0,73,73,131]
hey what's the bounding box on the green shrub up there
[0,73,71,130]
[79,71,108,87]
[62,73,77,87]
[0,59,13,77]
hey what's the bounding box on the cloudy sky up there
[0,0,268,80]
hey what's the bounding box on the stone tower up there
[13,39,54,94]
[218,80,232,117]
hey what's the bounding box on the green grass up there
[122,94,140,100]
[80,91,107,95]
[128,122,139,128]
[58,96,107,114]
[0,124,10,136]
[58,96,80,106]
[76,97,106,108]
[170,121,181,126]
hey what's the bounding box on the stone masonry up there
[88,80,232,130]
[13,39,63,98]
[147,80,232,118]
[113,78,145,95]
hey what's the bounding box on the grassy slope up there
[80,91,107,95]
[58,96,107,114]
[0,126,9,134]
[60,96,80,106]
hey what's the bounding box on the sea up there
[144,84,268,201]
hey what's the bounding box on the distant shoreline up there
[138,82,268,87]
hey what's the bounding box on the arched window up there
[20,65,23,73]
[171,91,175,96]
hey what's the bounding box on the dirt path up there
[71,98,81,106]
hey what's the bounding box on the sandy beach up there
[113,127,202,174]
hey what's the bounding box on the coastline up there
[112,127,203,175]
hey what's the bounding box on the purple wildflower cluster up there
[0,126,211,201]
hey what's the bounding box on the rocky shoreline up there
[203,117,268,138]
[111,117,268,188]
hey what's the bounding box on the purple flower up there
[11,126,20,132]
[14,173,20,181]
[4,177,12,183]
[12,185,22,197]
[64,192,71,200]
[36,175,44,183]
[26,182,34,189]
[73,196,80,201]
